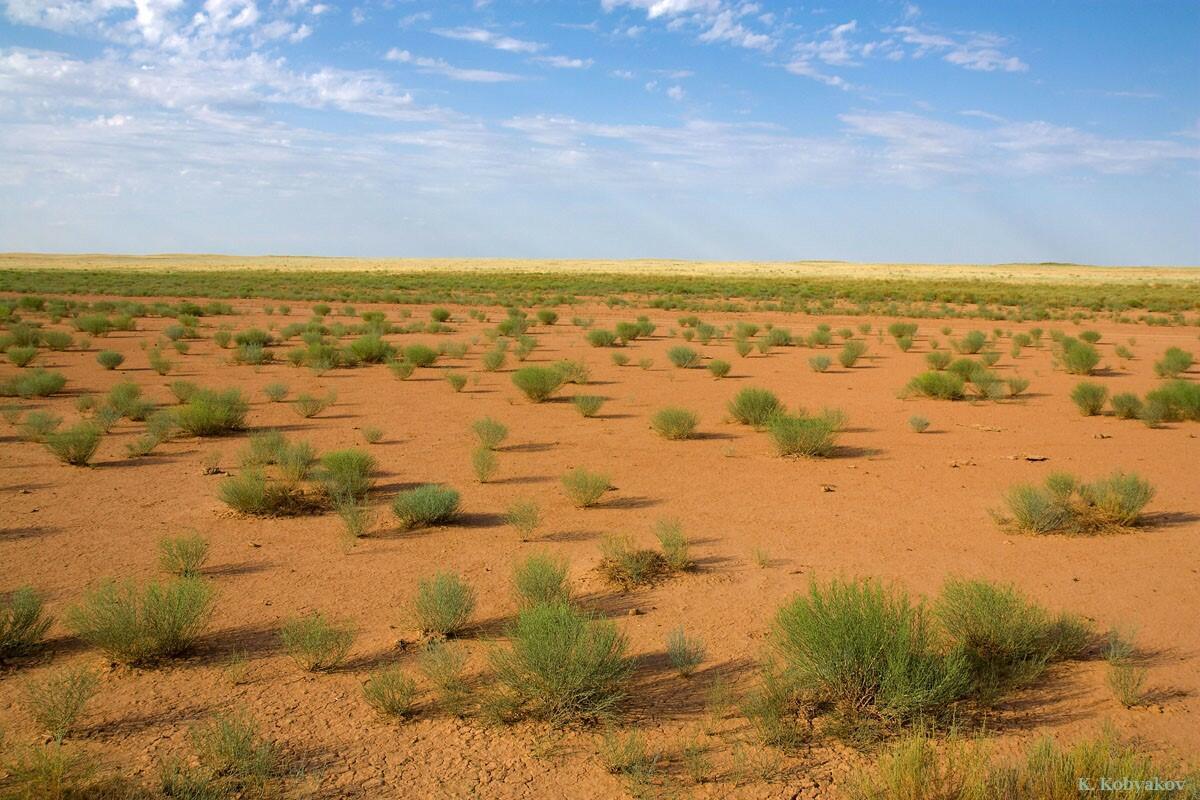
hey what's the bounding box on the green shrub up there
[838,340,868,368]
[1006,376,1031,397]
[488,602,632,722]
[147,346,173,375]
[571,395,604,418]
[392,484,460,529]
[728,387,781,426]
[472,446,498,482]
[1,586,53,660]
[158,534,209,578]
[562,468,610,507]
[472,416,508,450]
[773,578,971,723]
[506,500,542,539]
[1059,339,1101,375]
[482,349,506,371]
[904,371,965,400]
[935,579,1091,699]
[175,389,249,435]
[363,666,419,719]
[1144,379,1200,421]
[1000,471,1155,534]
[610,352,630,367]
[67,577,215,665]
[599,534,669,589]
[650,407,698,440]
[1110,393,1143,420]
[18,410,62,441]
[954,331,987,354]
[96,350,125,370]
[280,612,355,671]
[734,339,753,357]
[512,367,564,402]
[512,552,571,607]
[44,422,103,465]
[419,641,471,716]
[403,343,438,367]
[536,309,558,325]
[707,359,731,378]
[586,329,618,347]
[292,392,334,418]
[553,359,590,384]
[654,518,693,571]
[163,713,278,796]
[318,449,375,503]
[808,355,831,372]
[218,469,307,516]
[413,572,475,637]
[1154,347,1193,378]
[7,345,38,367]
[387,360,415,380]
[0,368,67,398]
[445,372,467,392]
[908,415,930,433]
[667,346,701,368]
[666,627,706,677]
[1070,382,1108,416]
[22,666,98,743]
[767,414,838,458]
[106,380,152,420]
[1079,330,1101,344]
[41,331,74,351]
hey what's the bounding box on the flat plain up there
[1,256,1198,799]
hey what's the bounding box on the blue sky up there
[1,0,1197,264]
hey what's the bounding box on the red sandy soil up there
[1,296,1198,798]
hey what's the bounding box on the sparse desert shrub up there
[666,627,706,677]
[1154,346,1193,378]
[147,346,173,375]
[218,469,306,516]
[403,343,438,367]
[419,641,471,716]
[537,309,558,325]
[164,712,278,796]
[1006,376,1030,397]
[392,484,460,529]
[512,552,571,607]
[610,352,629,367]
[808,355,831,372]
[234,343,271,365]
[18,410,62,441]
[7,345,38,367]
[1000,471,1155,534]
[1059,339,1101,375]
[363,666,419,719]
[488,602,633,722]
[41,330,74,351]
[904,370,965,400]
[707,359,731,378]
[512,366,564,402]
[586,329,618,347]
[599,729,655,779]
[106,380,152,420]
[445,372,467,392]
[0,368,67,398]
[44,422,103,465]
[158,534,209,578]
[472,446,498,483]
[472,416,508,450]
[66,577,215,665]
[482,349,506,371]
[361,426,383,444]
[895,335,913,352]
[767,414,838,458]
[773,578,971,723]
[1079,330,1101,344]
[280,612,355,671]
[168,380,199,404]
[954,331,987,354]
[888,322,918,340]
[318,449,375,503]
[553,359,591,384]
[293,392,334,418]
[175,389,249,435]
[728,387,781,426]
[980,351,1001,367]
[572,394,605,417]
[1070,382,1108,416]
[734,339,753,357]
[96,350,125,370]
[667,346,701,368]
[431,307,451,322]
[838,340,868,368]
[1,586,52,660]
[1144,379,1200,421]
[650,407,698,440]
[387,360,415,380]
[1115,344,1133,360]
[599,534,669,589]
[908,415,930,433]
[506,500,542,539]
[562,468,610,507]
[935,578,1091,699]
[413,572,475,638]
[22,666,98,743]
[654,518,693,571]
[1110,393,1143,420]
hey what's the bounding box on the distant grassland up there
[0,253,1197,316]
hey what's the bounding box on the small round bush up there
[1070,382,1108,416]
[572,395,605,418]
[446,373,467,392]
[728,387,781,426]
[908,415,930,433]
[586,329,618,347]
[838,340,868,368]
[392,484,461,529]
[667,346,701,369]
[904,371,965,400]
[263,383,288,402]
[96,350,125,370]
[808,355,832,373]
[7,346,38,368]
[650,407,698,440]
[767,414,838,457]
[280,612,355,672]
[174,389,249,436]
[413,572,475,637]
[512,553,571,608]
[1110,393,1143,420]
[44,423,103,466]
[512,367,564,403]
[66,577,215,666]
[1154,347,1193,379]
[1060,340,1101,375]
[561,468,610,508]
[362,667,419,719]
[403,344,439,367]
[707,359,731,379]
[0,586,52,659]
[472,417,508,450]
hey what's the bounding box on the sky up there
[1,0,1198,264]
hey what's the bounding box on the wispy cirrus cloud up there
[433,26,544,54]
[385,48,522,82]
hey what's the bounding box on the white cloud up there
[385,48,522,82]
[889,25,1027,72]
[784,59,851,90]
[601,0,773,51]
[697,9,773,50]
[666,84,684,101]
[534,55,594,69]
[600,0,721,20]
[433,26,544,54]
